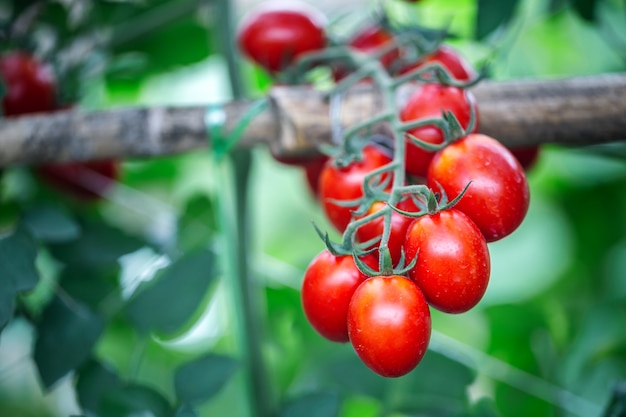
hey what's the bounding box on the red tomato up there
[355,197,420,265]
[303,155,329,197]
[399,45,476,82]
[236,2,326,74]
[427,133,530,242]
[347,275,431,377]
[0,51,56,116]
[400,83,478,178]
[36,159,119,202]
[319,144,393,233]
[404,209,490,313]
[301,250,374,342]
[510,146,541,171]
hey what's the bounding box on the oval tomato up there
[236,2,326,74]
[400,83,477,178]
[0,51,56,116]
[404,209,490,313]
[319,144,393,233]
[399,45,476,82]
[347,275,431,377]
[427,133,530,242]
[301,250,374,342]
[36,159,119,202]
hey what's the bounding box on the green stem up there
[213,1,273,417]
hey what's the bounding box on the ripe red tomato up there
[510,146,541,171]
[0,51,56,116]
[236,2,326,74]
[400,83,478,178]
[398,45,476,82]
[355,196,420,265]
[36,159,119,202]
[301,250,375,342]
[347,275,431,377]
[427,133,530,242]
[404,209,490,313]
[318,144,393,233]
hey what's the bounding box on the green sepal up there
[312,222,351,257]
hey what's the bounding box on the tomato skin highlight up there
[405,209,490,313]
[318,144,393,233]
[348,275,431,377]
[0,51,56,116]
[400,83,477,178]
[301,250,371,342]
[236,2,326,74]
[427,133,530,242]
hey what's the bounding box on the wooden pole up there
[1,73,625,168]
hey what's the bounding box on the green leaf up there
[47,219,145,267]
[174,404,199,417]
[280,392,341,417]
[99,384,172,417]
[177,194,216,252]
[76,359,121,414]
[476,0,520,39]
[570,0,597,21]
[125,248,217,334]
[468,398,501,417]
[34,296,105,389]
[0,273,15,330]
[174,354,238,405]
[0,226,40,292]
[394,350,475,415]
[22,206,80,243]
[59,265,119,312]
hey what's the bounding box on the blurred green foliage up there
[1,0,626,416]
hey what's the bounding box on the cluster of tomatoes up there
[0,50,118,201]
[240,1,534,378]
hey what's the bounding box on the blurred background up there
[0,0,625,416]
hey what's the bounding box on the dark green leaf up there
[125,248,217,334]
[280,392,341,417]
[570,0,597,21]
[34,297,105,389]
[323,351,389,399]
[0,226,39,292]
[0,273,15,330]
[59,265,119,312]
[394,350,475,415]
[174,404,199,417]
[174,354,238,405]
[99,383,172,417]
[476,0,520,39]
[468,398,501,417]
[47,219,145,267]
[22,206,80,243]
[76,359,121,414]
[177,194,216,252]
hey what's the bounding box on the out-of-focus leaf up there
[0,272,15,330]
[177,194,216,252]
[570,0,597,21]
[76,359,121,414]
[125,248,217,334]
[280,391,340,417]
[22,206,80,243]
[0,225,39,292]
[174,354,238,405]
[323,351,389,399]
[47,219,146,267]
[467,398,501,417]
[99,383,172,417]
[59,265,119,312]
[394,350,475,415]
[476,0,520,39]
[174,404,199,417]
[34,296,105,389]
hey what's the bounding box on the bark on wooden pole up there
[1,72,625,168]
